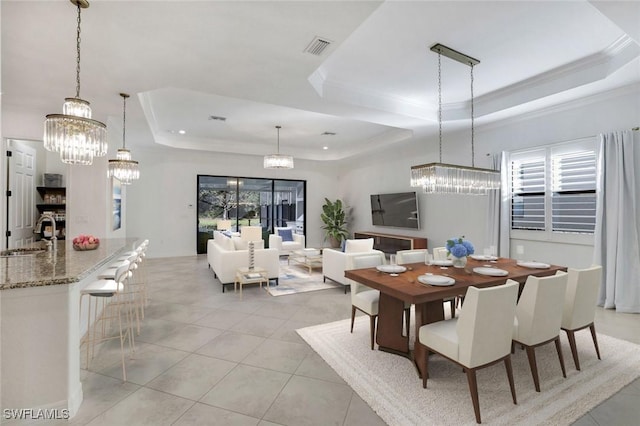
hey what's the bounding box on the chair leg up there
[465,368,481,424]
[525,346,541,392]
[404,308,410,337]
[589,323,601,360]
[369,315,376,350]
[421,345,430,389]
[504,356,517,405]
[565,329,581,370]
[350,306,356,333]
[449,299,456,318]
[554,336,567,378]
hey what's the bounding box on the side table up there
[234,267,269,298]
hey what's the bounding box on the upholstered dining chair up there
[432,246,449,261]
[346,253,411,350]
[417,281,519,424]
[396,249,457,318]
[512,272,568,392]
[560,265,602,370]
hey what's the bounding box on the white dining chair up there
[347,253,411,350]
[561,266,602,370]
[512,272,568,392]
[417,281,519,424]
[433,246,449,261]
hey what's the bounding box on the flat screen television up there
[370,191,420,229]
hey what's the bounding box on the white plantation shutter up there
[511,153,546,231]
[551,150,597,233]
[508,138,598,237]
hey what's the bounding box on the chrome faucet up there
[34,213,57,251]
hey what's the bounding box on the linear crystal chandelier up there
[43,0,107,165]
[108,93,140,185]
[264,125,294,169]
[410,43,500,195]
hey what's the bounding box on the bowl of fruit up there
[72,234,100,251]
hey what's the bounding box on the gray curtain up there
[486,153,503,256]
[593,130,640,312]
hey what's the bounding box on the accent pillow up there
[344,238,374,253]
[277,228,294,242]
[219,235,236,251]
[232,236,248,250]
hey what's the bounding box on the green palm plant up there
[321,198,349,247]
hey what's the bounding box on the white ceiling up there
[2,1,639,161]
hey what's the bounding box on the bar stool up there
[99,252,143,334]
[79,261,133,381]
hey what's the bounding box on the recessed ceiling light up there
[323,146,329,150]
[178,130,186,135]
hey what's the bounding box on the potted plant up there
[321,198,348,248]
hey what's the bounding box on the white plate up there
[418,275,455,286]
[431,260,453,266]
[473,267,509,276]
[517,261,550,269]
[376,265,407,274]
[470,254,498,261]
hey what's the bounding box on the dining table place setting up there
[516,260,552,269]
[417,273,456,287]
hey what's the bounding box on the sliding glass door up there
[197,175,306,253]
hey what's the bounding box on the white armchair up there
[322,238,383,294]
[268,227,305,256]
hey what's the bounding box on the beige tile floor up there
[65,256,639,425]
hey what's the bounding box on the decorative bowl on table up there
[72,235,100,251]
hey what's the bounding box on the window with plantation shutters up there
[511,155,546,230]
[508,137,599,239]
[551,150,597,233]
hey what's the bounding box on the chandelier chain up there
[75,3,82,99]
[470,63,475,168]
[438,51,442,163]
[276,125,281,154]
[122,95,127,149]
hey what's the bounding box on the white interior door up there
[8,140,37,248]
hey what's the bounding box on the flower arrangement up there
[446,236,475,258]
[72,234,100,251]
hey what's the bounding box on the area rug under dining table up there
[297,315,640,425]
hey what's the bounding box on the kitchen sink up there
[0,248,46,257]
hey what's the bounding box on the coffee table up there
[288,248,322,273]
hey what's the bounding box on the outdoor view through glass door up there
[197,175,306,254]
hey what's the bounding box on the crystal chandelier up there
[43,0,107,165]
[108,93,140,185]
[410,43,500,195]
[264,125,294,169]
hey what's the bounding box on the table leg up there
[413,300,445,378]
[376,293,410,357]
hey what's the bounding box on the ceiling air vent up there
[304,36,332,56]
[208,115,226,122]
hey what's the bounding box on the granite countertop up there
[0,238,139,290]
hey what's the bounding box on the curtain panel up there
[593,130,640,312]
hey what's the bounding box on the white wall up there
[126,147,341,258]
[339,85,640,269]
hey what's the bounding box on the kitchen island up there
[0,238,139,418]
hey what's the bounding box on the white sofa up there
[268,227,305,256]
[207,231,280,292]
[322,238,384,294]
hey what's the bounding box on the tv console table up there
[354,231,427,254]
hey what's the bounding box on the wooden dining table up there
[344,257,567,378]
